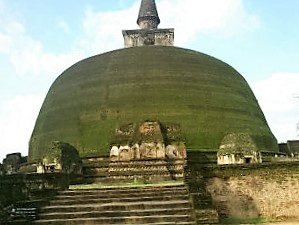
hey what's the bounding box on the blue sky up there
[0,0,299,161]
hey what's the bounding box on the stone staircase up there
[33,184,196,225]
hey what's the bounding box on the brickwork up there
[197,162,299,222]
[122,29,174,47]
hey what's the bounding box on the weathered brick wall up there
[204,163,299,221]
[0,173,70,207]
[0,173,72,223]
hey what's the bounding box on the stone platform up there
[76,157,185,184]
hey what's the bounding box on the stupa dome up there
[29,46,278,161]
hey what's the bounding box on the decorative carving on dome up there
[110,121,186,161]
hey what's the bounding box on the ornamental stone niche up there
[38,141,82,174]
[217,133,262,165]
[110,121,186,161]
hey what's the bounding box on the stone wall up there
[186,159,299,222]
[2,153,27,175]
[122,29,174,47]
[287,140,299,155]
[0,173,70,207]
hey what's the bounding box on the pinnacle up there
[137,0,160,29]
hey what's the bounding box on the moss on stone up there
[218,133,259,155]
[43,141,79,165]
[29,46,278,161]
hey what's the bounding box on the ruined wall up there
[0,173,71,223]
[287,140,299,155]
[0,173,70,208]
[186,160,299,222]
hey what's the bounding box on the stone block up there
[119,145,133,161]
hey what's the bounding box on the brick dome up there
[29,46,278,161]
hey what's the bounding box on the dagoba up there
[29,0,278,162]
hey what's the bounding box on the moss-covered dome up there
[29,46,278,161]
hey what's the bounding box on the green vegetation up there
[29,46,278,161]
[69,180,184,190]
[43,141,80,165]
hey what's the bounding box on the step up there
[107,172,185,178]
[83,171,184,177]
[108,159,185,166]
[55,190,187,199]
[59,184,187,195]
[82,159,185,168]
[8,219,34,225]
[80,176,183,184]
[42,199,191,213]
[38,207,192,220]
[51,194,188,204]
[83,173,184,180]
[34,221,196,225]
[47,196,191,208]
[34,214,194,225]
[109,167,184,172]
[34,184,197,224]
[58,187,187,197]
[55,190,188,199]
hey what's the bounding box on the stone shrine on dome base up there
[110,121,186,162]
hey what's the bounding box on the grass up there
[29,46,278,161]
[68,180,184,190]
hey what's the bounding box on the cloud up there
[0,0,261,77]
[158,0,260,45]
[10,43,82,77]
[77,0,260,53]
[75,4,139,55]
[0,0,262,77]
[0,10,82,78]
[0,95,43,162]
[57,20,70,34]
[252,73,299,142]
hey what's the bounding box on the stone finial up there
[122,0,174,47]
[137,0,160,29]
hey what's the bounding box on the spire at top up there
[122,0,174,47]
[137,0,160,29]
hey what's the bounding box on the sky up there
[0,0,299,162]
